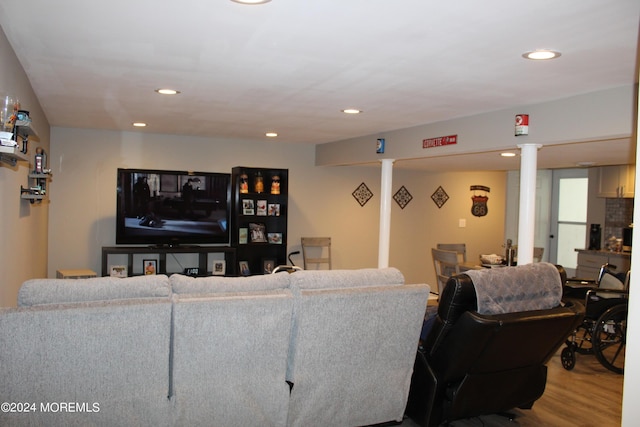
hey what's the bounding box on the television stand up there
[102,246,236,277]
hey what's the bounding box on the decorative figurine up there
[270,174,280,194]
[35,147,44,173]
[254,171,264,193]
[239,172,249,194]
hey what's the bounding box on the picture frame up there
[268,203,280,216]
[143,259,157,275]
[249,222,267,243]
[239,227,248,244]
[268,232,283,244]
[239,260,251,276]
[256,199,267,216]
[262,258,276,274]
[109,265,128,278]
[212,260,226,276]
[242,199,255,215]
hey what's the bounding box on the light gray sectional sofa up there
[0,268,429,427]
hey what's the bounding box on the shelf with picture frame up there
[231,166,288,275]
[101,245,237,277]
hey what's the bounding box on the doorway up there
[549,169,589,276]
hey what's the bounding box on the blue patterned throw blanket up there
[464,262,562,315]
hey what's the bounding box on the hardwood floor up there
[401,348,624,427]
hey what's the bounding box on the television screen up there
[116,168,231,246]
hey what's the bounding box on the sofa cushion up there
[170,290,293,426]
[170,272,290,294]
[289,267,404,290]
[0,298,172,426]
[18,274,171,306]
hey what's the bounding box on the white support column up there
[378,159,395,268]
[517,143,542,265]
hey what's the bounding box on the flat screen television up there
[116,168,231,246]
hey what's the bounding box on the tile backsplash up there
[604,198,634,242]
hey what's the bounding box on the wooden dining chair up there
[513,246,545,263]
[431,248,461,296]
[436,243,467,263]
[301,237,332,270]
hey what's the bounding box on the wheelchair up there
[561,263,629,374]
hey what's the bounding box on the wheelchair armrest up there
[585,288,629,302]
[566,278,596,285]
[563,281,597,300]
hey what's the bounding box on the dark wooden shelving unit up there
[231,166,288,275]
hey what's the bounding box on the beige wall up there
[0,27,50,307]
[46,127,506,292]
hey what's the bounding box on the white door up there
[549,169,589,276]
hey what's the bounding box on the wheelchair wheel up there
[593,303,627,374]
[561,347,576,370]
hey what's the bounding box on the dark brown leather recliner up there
[405,264,584,426]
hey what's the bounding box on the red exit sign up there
[423,134,457,149]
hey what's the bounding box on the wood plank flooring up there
[401,348,623,427]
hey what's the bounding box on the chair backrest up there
[301,237,332,270]
[286,268,429,426]
[431,248,460,296]
[534,247,544,262]
[512,245,545,263]
[436,243,467,263]
[596,267,630,297]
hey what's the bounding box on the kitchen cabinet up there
[575,250,630,281]
[598,164,635,198]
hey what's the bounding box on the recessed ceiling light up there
[132,122,147,127]
[155,88,181,95]
[265,132,278,137]
[522,50,561,60]
[500,152,517,157]
[231,0,271,4]
[342,109,362,114]
[577,161,596,167]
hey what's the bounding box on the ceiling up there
[0,0,638,171]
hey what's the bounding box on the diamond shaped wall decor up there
[393,185,413,209]
[431,186,449,209]
[352,182,373,207]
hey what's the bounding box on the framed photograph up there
[250,222,267,243]
[239,227,248,244]
[268,232,283,244]
[109,265,128,278]
[239,260,251,276]
[242,199,255,215]
[262,258,276,274]
[268,203,280,216]
[143,259,157,275]
[256,199,267,216]
[212,260,226,276]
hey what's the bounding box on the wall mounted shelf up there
[20,171,50,203]
[0,145,28,166]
